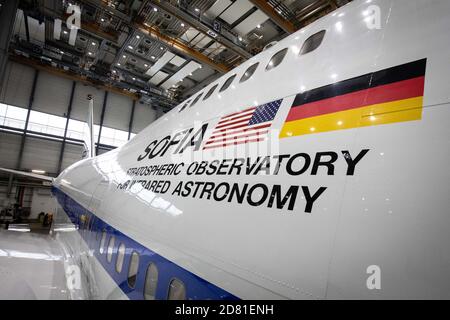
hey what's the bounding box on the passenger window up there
[203,84,218,100]
[107,236,115,263]
[219,74,236,92]
[300,30,326,55]
[127,251,140,288]
[239,63,259,83]
[190,92,203,107]
[266,48,288,71]
[167,278,186,300]
[144,263,159,300]
[178,100,190,112]
[116,243,126,273]
[99,230,107,254]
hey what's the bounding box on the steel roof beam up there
[249,0,297,34]
[147,0,252,60]
[136,22,230,74]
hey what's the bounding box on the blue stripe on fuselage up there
[52,187,239,300]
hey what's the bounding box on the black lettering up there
[149,136,171,159]
[311,152,338,175]
[213,183,230,201]
[199,182,215,199]
[286,153,311,175]
[228,183,248,204]
[302,186,327,213]
[267,185,299,211]
[342,149,370,175]
[228,158,245,175]
[247,183,269,207]
[137,140,156,161]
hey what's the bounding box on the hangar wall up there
[0,60,159,216]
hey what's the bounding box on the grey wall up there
[0,60,160,214]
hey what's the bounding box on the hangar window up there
[219,74,236,92]
[67,119,100,141]
[0,103,27,129]
[240,63,259,83]
[203,84,218,100]
[178,100,190,112]
[144,263,159,300]
[190,92,203,107]
[116,243,126,273]
[127,251,140,288]
[266,48,288,71]
[107,236,115,263]
[300,30,326,55]
[99,230,107,254]
[28,110,66,136]
[168,278,186,300]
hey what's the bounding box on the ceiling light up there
[136,35,140,39]
[132,77,136,81]
[151,55,155,59]
[128,45,134,49]
[238,36,243,41]
[91,42,96,45]
[88,51,93,55]
[112,70,116,73]
[256,24,261,29]
[195,8,199,12]
[144,63,148,67]
[153,7,158,12]
[160,46,164,50]
[181,23,185,27]
[32,169,46,174]
[63,30,68,34]
[123,55,126,58]
[60,51,64,54]
[117,63,121,66]
[101,18,105,22]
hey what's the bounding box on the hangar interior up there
[0,0,349,229]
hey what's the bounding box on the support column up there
[0,0,19,95]
[128,100,136,140]
[96,91,108,155]
[57,81,76,174]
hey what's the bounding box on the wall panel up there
[0,62,35,108]
[21,136,60,174]
[33,71,72,117]
[0,132,21,168]
[132,103,157,133]
[103,92,132,131]
[71,83,105,124]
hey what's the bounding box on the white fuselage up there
[52,0,450,299]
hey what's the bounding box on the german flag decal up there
[279,58,427,138]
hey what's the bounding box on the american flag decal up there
[203,99,283,150]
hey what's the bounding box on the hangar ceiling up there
[8,0,351,111]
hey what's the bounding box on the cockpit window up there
[240,63,259,83]
[178,100,190,112]
[266,48,288,71]
[300,30,326,55]
[190,92,203,107]
[203,84,218,100]
[219,74,236,92]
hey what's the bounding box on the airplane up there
[1,0,450,300]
